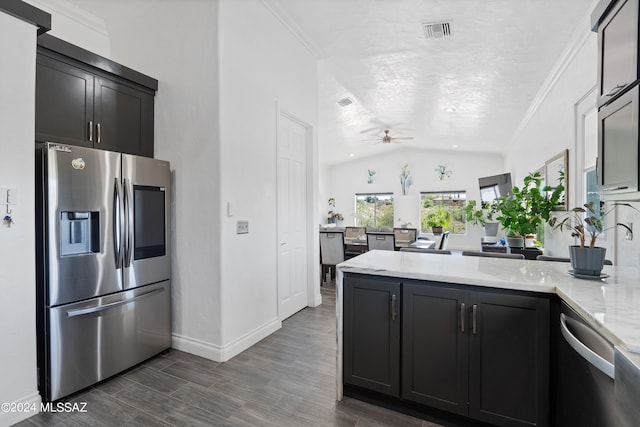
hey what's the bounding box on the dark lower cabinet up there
[343,275,400,396]
[468,291,550,426]
[345,274,550,427]
[402,283,468,415]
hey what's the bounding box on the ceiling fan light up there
[444,107,456,113]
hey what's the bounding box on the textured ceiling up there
[270,0,595,166]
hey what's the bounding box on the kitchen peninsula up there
[336,250,640,426]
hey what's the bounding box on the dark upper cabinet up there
[597,0,638,108]
[597,86,639,195]
[343,275,401,396]
[594,0,640,200]
[35,48,155,158]
[35,54,94,149]
[94,77,154,157]
[468,291,550,427]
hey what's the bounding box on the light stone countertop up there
[335,250,640,400]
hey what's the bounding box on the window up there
[420,191,466,234]
[355,193,394,227]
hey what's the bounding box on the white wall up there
[326,148,504,250]
[217,0,319,351]
[64,0,225,355]
[62,0,319,360]
[24,0,110,57]
[503,10,636,260]
[0,11,40,427]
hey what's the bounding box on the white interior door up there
[277,111,308,320]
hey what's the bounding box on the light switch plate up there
[236,220,249,234]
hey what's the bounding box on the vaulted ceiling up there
[270,0,595,165]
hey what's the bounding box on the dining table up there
[409,239,436,249]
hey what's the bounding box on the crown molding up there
[260,0,327,60]
[24,0,108,39]
[507,0,600,157]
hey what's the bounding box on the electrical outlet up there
[236,220,249,234]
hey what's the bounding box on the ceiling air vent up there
[337,97,353,107]
[422,21,453,39]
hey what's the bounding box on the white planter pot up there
[506,236,524,248]
[484,222,499,237]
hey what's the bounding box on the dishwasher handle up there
[560,313,615,379]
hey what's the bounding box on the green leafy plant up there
[464,200,498,227]
[494,172,564,237]
[549,201,638,248]
[423,205,451,229]
[327,197,344,221]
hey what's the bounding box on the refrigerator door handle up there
[66,287,164,318]
[113,178,124,269]
[123,179,134,268]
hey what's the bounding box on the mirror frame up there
[545,149,568,211]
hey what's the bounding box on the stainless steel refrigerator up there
[36,143,171,402]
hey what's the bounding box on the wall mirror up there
[545,149,568,211]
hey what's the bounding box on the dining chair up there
[463,250,525,259]
[400,248,451,255]
[536,255,613,265]
[344,226,367,259]
[436,231,450,250]
[393,228,417,247]
[366,232,396,251]
[345,226,366,240]
[319,231,345,283]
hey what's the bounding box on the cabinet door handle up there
[602,185,629,192]
[604,84,626,97]
[96,123,101,143]
[472,304,477,335]
[460,303,465,333]
[391,294,397,321]
[88,120,93,142]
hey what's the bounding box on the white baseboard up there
[0,392,41,427]
[172,317,281,362]
[312,291,322,307]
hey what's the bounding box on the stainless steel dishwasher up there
[555,302,616,426]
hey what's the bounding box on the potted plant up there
[494,172,564,248]
[327,197,344,224]
[464,199,499,236]
[549,201,638,276]
[423,205,451,234]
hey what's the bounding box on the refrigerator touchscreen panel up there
[134,185,166,260]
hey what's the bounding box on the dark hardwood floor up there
[17,282,439,426]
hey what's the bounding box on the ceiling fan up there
[363,129,414,144]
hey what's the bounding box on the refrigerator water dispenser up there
[60,211,99,256]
